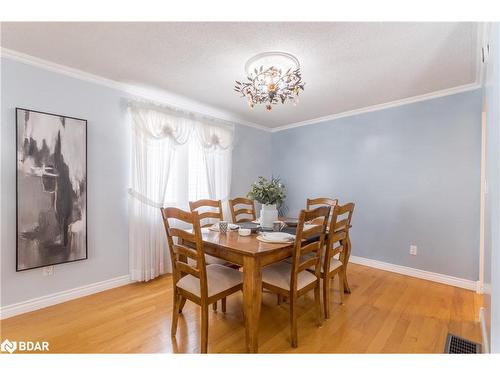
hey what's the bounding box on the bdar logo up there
[0,339,49,353]
[1,339,17,354]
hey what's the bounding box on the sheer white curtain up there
[196,122,233,219]
[128,102,234,281]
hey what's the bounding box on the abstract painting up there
[16,108,87,271]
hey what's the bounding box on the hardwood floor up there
[0,264,482,353]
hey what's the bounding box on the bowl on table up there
[238,228,251,236]
[238,221,260,234]
[283,218,298,227]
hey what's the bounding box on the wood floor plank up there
[0,264,482,353]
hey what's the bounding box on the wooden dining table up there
[183,228,294,353]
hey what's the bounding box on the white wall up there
[483,22,500,353]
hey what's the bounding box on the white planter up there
[260,204,278,229]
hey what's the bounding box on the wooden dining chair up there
[160,207,243,353]
[310,202,355,319]
[189,199,224,228]
[229,197,256,223]
[306,197,338,210]
[189,199,225,268]
[281,197,338,269]
[261,206,330,348]
[306,197,338,225]
[335,202,355,295]
[189,198,235,310]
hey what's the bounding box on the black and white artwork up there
[16,108,87,271]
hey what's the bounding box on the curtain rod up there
[126,97,235,129]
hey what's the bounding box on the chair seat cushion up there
[285,254,343,273]
[205,254,227,265]
[176,264,242,298]
[262,261,317,291]
[308,258,342,273]
[188,254,227,265]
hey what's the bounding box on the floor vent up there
[444,333,481,354]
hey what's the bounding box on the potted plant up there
[247,176,286,228]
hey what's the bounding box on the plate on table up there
[257,232,295,244]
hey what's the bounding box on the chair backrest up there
[160,207,208,298]
[306,197,338,225]
[229,197,256,223]
[326,202,355,267]
[290,206,331,290]
[189,199,224,228]
[306,197,338,210]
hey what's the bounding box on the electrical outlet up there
[42,266,54,276]
[410,245,417,256]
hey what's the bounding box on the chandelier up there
[234,51,305,111]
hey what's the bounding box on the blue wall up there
[272,90,482,280]
[1,57,131,306]
[0,57,271,306]
[231,124,272,199]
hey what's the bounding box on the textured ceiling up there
[1,22,478,128]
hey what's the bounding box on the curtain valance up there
[128,102,234,150]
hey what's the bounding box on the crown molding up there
[0,47,270,132]
[2,46,482,135]
[270,82,481,133]
[270,23,484,133]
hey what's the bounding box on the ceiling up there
[1,22,479,129]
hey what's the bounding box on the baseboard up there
[479,307,490,353]
[0,275,132,320]
[349,255,478,291]
[0,256,478,319]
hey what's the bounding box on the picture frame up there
[16,107,88,271]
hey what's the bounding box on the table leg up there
[243,256,262,353]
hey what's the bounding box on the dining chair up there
[306,197,338,225]
[189,199,225,269]
[261,206,330,348]
[335,202,355,295]
[310,202,355,319]
[281,197,338,269]
[189,198,236,311]
[228,197,256,223]
[189,199,224,228]
[160,207,243,353]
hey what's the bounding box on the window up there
[163,136,211,206]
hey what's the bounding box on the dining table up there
[182,222,350,353]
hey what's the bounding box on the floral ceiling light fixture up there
[234,51,305,111]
